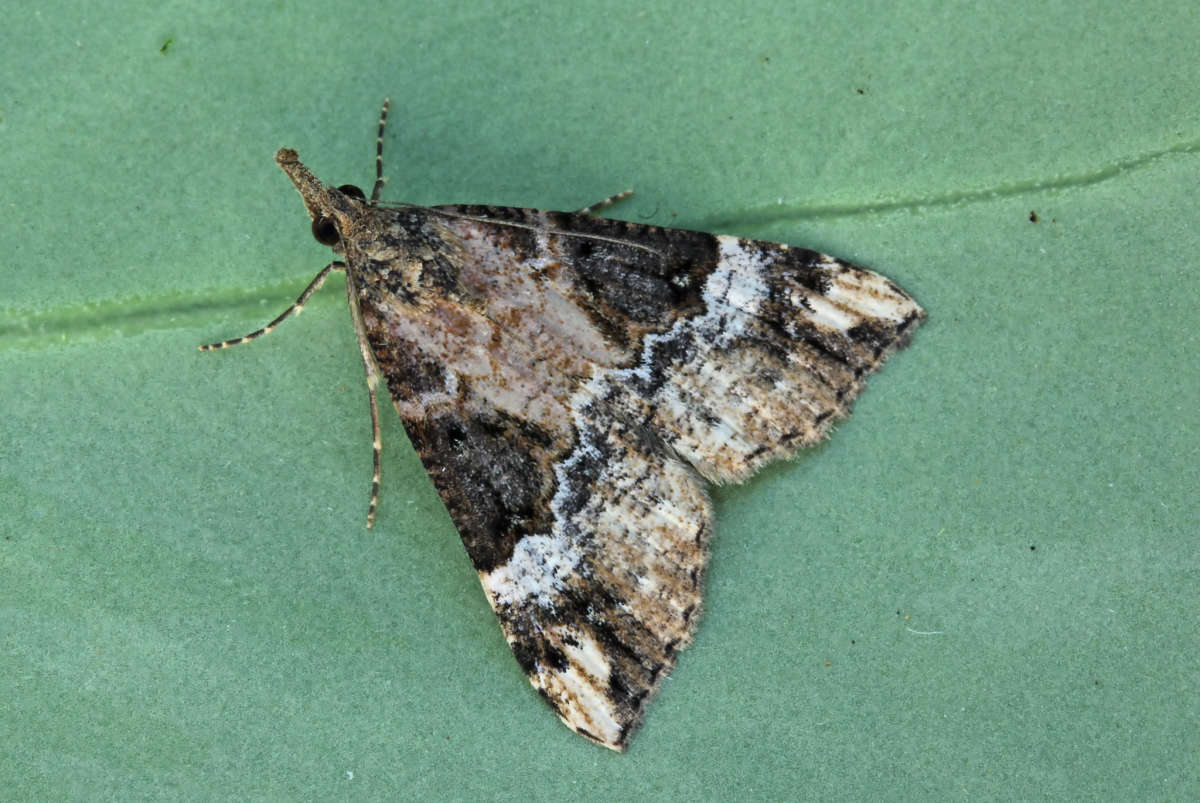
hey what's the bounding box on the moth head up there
[310,184,366,245]
[274,148,366,249]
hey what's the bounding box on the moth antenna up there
[370,98,390,204]
[197,262,343,350]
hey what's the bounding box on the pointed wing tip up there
[569,718,634,752]
[598,734,630,753]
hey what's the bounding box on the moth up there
[202,101,924,750]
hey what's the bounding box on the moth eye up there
[338,184,366,200]
[311,216,340,245]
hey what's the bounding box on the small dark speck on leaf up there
[160,36,174,54]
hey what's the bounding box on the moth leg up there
[344,273,384,529]
[575,189,634,216]
[198,261,344,350]
[370,98,391,204]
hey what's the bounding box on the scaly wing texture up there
[629,234,925,484]
[349,203,923,749]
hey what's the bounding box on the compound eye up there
[311,216,340,245]
[338,184,366,200]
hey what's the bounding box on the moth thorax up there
[400,257,424,297]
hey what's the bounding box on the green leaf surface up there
[3,0,1198,799]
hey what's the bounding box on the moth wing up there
[435,205,926,483]
[630,232,927,484]
[379,373,711,751]
[357,204,922,750]
[353,217,713,749]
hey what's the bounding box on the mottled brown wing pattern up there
[208,133,923,752]
[347,201,922,749]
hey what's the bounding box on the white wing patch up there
[482,533,583,609]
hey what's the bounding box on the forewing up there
[431,205,926,483]
[395,385,711,750]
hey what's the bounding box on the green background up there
[3,0,1197,799]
